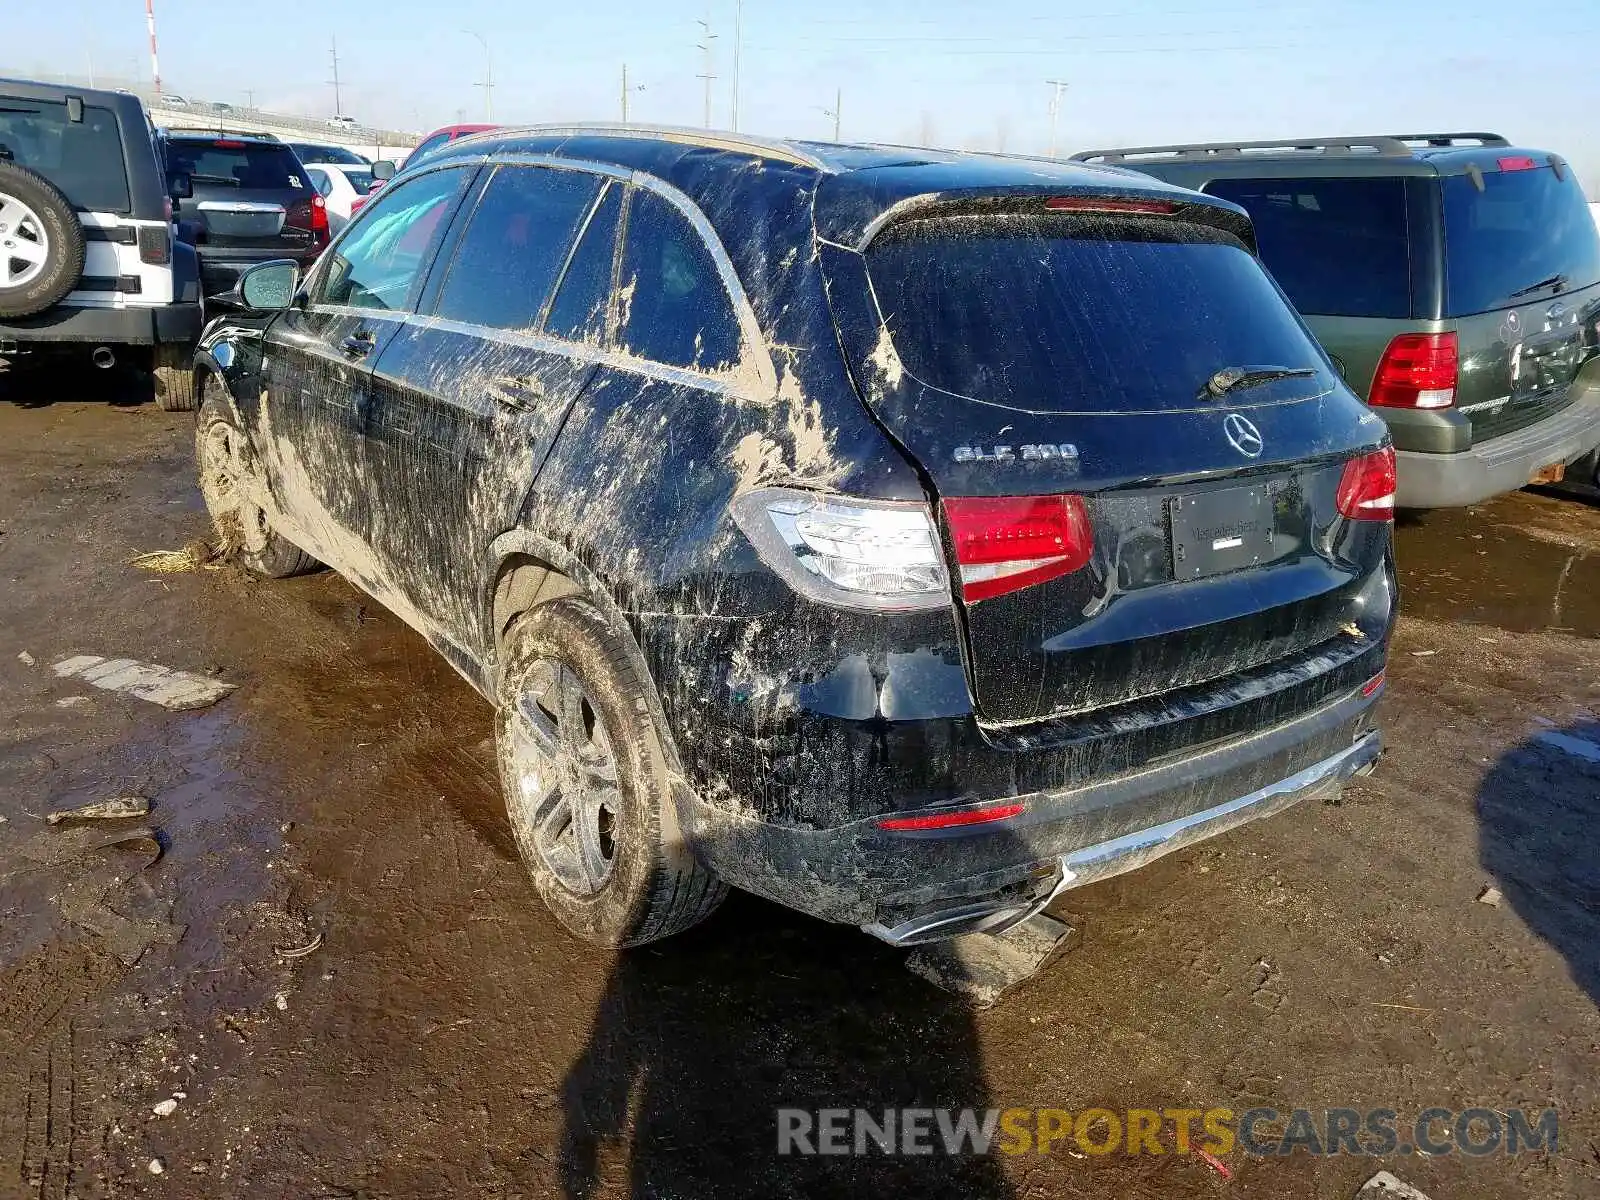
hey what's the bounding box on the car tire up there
[0,161,86,319]
[195,376,319,577]
[153,345,198,412]
[496,598,727,947]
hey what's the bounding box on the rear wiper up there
[1508,273,1568,299]
[1201,365,1317,400]
[188,174,240,186]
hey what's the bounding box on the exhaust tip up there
[91,347,116,369]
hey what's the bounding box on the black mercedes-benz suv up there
[191,125,1396,949]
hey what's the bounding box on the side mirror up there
[226,260,301,312]
[168,172,193,200]
[371,160,397,182]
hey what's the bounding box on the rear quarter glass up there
[866,212,1332,413]
[1442,165,1600,315]
[0,98,131,212]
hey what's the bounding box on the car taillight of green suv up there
[1078,133,1600,506]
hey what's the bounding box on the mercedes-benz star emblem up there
[1223,412,1264,458]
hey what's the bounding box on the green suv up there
[1076,134,1600,506]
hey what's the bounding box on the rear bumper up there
[196,247,320,296]
[678,676,1384,936]
[0,302,204,348]
[1395,387,1600,507]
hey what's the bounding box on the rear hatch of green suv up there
[1441,160,1600,441]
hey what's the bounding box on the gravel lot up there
[2,370,1597,1199]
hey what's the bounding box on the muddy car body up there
[192,126,1395,948]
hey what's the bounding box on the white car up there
[303,162,379,232]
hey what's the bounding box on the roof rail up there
[1072,135,1416,163]
[1387,132,1510,148]
[497,123,830,172]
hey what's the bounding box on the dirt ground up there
[2,369,1597,1200]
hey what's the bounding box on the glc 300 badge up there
[953,443,1080,463]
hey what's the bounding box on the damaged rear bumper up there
[677,679,1382,940]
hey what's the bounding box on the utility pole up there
[244,89,256,109]
[144,0,162,97]
[620,63,646,123]
[463,30,494,122]
[730,0,743,132]
[329,37,343,118]
[826,88,841,142]
[695,5,717,129]
[1046,78,1069,158]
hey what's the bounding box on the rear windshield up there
[867,215,1329,413]
[0,98,130,212]
[165,140,303,191]
[1443,165,1600,315]
[1202,177,1411,319]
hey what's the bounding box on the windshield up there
[867,215,1330,413]
[165,139,302,190]
[0,98,130,212]
[1443,165,1600,315]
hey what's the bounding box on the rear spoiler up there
[850,187,1257,254]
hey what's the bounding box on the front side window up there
[317,167,467,311]
[1203,177,1412,319]
[0,98,130,212]
[434,165,601,331]
[616,189,743,371]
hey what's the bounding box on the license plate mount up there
[1169,484,1274,581]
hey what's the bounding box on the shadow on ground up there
[0,358,156,408]
[558,890,1016,1199]
[1478,720,1600,1006]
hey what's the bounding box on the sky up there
[8,0,1600,193]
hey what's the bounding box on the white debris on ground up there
[152,1097,178,1117]
[1477,885,1504,907]
[46,796,151,826]
[52,655,236,711]
[17,650,35,666]
[1356,1171,1435,1200]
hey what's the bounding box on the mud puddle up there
[1394,491,1600,635]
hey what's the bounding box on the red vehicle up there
[405,123,500,168]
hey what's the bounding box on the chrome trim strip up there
[197,201,286,214]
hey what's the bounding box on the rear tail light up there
[944,494,1093,602]
[287,195,331,247]
[730,488,950,611]
[1369,333,1457,410]
[1336,447,1398,520]
[137,224,171,266]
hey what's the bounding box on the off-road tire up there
[496,599,726,946]
[153,344,198,412]
[195,376,319,577]
[0,161,86,319]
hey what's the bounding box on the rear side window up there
[617,189,742,371]
[547,183,623,343]
[307,167,333,198]
[867,214,1329,413]
[166,140,303,191]
[1202,177,1411,319]
[0,98,130,212]
[1442,165,1600,315]
[434,166,600,331]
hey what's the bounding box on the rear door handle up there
[341,331,376,359]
